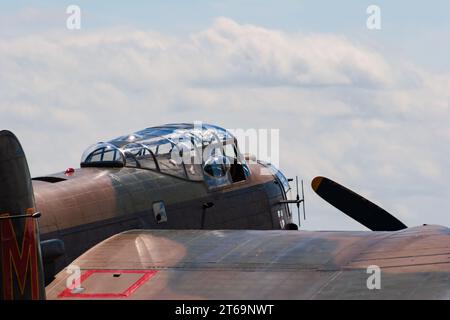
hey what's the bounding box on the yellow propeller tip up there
[311,176,324,192]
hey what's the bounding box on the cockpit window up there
[122,143,158,170]
[153,142,187,179]
[204,154,231,177]
[81,143,125,167]
[80,123,250,183]
[122,139,187,179]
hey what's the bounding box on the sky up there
[1,1,450,231]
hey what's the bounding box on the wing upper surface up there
[46,226,450,299]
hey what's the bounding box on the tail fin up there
[0,130,45,300]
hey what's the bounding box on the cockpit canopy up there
[81,123,250,184]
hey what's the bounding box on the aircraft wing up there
[45,225,450,299]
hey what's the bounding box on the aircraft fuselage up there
[34,163,292,283]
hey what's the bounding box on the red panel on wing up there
[58,269,157,299]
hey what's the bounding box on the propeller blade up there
[311,176,407,231]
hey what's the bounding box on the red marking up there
[0,211,41,300]
[65,168,75,176]
[58,269,158,299]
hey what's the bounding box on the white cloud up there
[1,17,449,230]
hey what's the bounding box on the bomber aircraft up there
[1,125,450,300]
[0,123,303,296]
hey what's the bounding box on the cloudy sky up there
[1,1,450,230]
